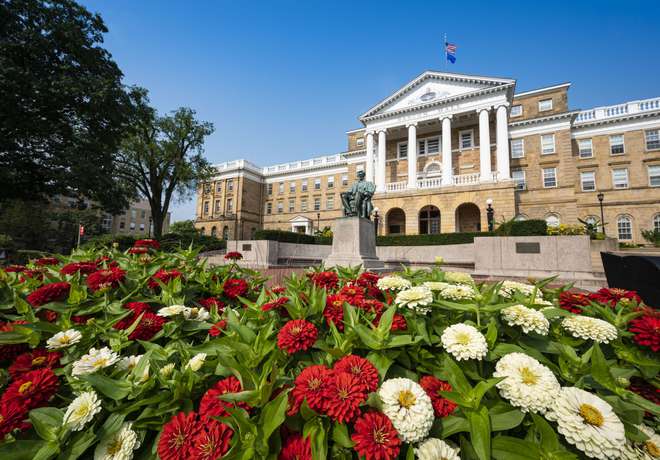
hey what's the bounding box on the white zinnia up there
[444,271,473,285]
[501,304,550,335]
[634,424,660,459]
[415,438,460,460]
[423,281,451,291]
[94,422,139,460]
[182,306,210,321]
[159,363,175,378]
[440,284,477,301]
[157,304,186,317]
[72,347,119,376]
[376,276,412,291]
[441,323,488,361]
[46,329,82,350]
[186,353,207,371]
[63,391,102,431]
[561,316,618,343]
[546,387,626,459]
[493,353,560,413]
[500,280,541,299]
[118,355,149,382]
[395,286,434,314]
[378,377,434,443]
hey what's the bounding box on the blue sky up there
[82,0,660,221]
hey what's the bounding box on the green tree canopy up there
[0,0,135,213]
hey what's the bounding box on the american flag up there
[445,41,457,63]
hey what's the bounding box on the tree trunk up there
[151,208,165,239]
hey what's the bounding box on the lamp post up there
[148,216,153,238]
[317,212,320,234]
[486,198,494,232]
[373,207,380,237]
[597,192,605,236]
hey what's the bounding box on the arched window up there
[545,214,560,228]
[419,205,441,234]
[617,216,633,240]
[386,208,406,235]
[211,226,217,237]
[199,227,206,235]
[654,214,660,233]
[424,162,442,177]
[222,226,229,240]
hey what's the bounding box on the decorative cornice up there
[509,110,579,128]
[573,109,660,128]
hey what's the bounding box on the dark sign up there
[241,244,252,251]
[515,242,541,254]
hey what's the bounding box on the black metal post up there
[486,204,494,232]
[317,212,320,233]
[148,216,152,237]
[373,210,380,237]
[597,192,605,236]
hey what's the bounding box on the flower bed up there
[0,247,658,459]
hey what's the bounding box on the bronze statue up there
[341,170,376,219]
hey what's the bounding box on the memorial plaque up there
[241,244,252,251]
[516,242,541,254]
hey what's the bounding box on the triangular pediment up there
[360,71,515,120]
[289,215,312,223]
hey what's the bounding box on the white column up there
[496,105,511,180]
[365,131,375,182]
[478,108,492,182]
[441,116,453,186]
[376,129,387,192]
[407,123,418,189]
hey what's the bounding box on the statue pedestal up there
[325,217,384,269]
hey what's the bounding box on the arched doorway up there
[456,203,481,232]
[419,205,441,234]
[222,226,229,240]
[211,226,217,237]
[386,208,406,235]
[199,227,206,235]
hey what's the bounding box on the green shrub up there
[376,232,493,246]
[82,234,139,250]
[159,232,226,252]
[641,228,660,247]
[254,229,331,245]
[496,219,547,236]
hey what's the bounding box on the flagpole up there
[443,33,447,70]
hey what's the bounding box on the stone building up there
[103,199,170,236]
[195,71,660,244]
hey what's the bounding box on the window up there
[612,168,629,189]
[278,182,284,194]
[418,137,440,155]
[326,196,334,209]
[510,105,523,117]
[314,178,321,190]
[203,183,211,194]
[617,216,633,240]
[327,176,334,189]
[610,135,624,155]
[226,198,233,213]
[543,167,557,188]
[654,214,660,232]
[302,180,308,192]
[141,210,146,219]
[545,214,560,228]
[227,179,234,191]
[512,169,526,190]
[130,222,136,231]
[356,164,365,172]
[649,165,660,187]
[511,139,524,158]
[277,202,283,214]
[301,199,308,212]
[267,183,273,195]
[541,134,555,154]
[266,203,272,214]
[459,130,473,149]
[119,221,125,229]
[216,182,222,193]
[313,198,321,211]
[214,200,221,213]
[646,130,660,150]
[342,174,348,186]
[578,139,593,158]
[131,209,137,220]
[397,142,408,159]
[356,137,364,146]
[102,215,112,230]
[288,199,295,212]
[539,99,553,111]
[203,201,209,214]
[289,182,296,193]
[580,171,596,191]
[139,223,145,231]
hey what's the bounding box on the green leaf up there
[29,407,63,442]
[58,428,96,460]
[441,355,471,395]
[332,423,355,448]
[471,378,504,407]
[589,343,617,391]
[466,406,491,460]
[491,436,540,460]
[366,352,393,380]
[81,374,131,400]
[259,390,289,441]
[491,409,525,432]
[0,440,46,459]
[438,415,469,437]
[531,413,560,452]
[303,418,327,460]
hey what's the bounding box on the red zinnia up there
[324,294,346,331]
[321,372,368,423]
[198,297,225,311]
[339,283,365,305]
[559,291,591,314]
[128,247,148,255]
[1,368,59,412]
[279,434,312,460]
[333,355,379,392]
[34,257,59,267]
[271,286,286,295]
[8,349,62,379]
[208,320,227,337]
[0,401,28,438]
[0,321,29,361]
[629,377,660,407]
[262,297,289,312]
[628,314,660,352]
[309,271,339,290]
[134,239,160,249]
[223,278,249,299]
[419,375,458,417]
[72,314,92,324]
[589,287,642,307]
[20,268,44,282]
[352,411,401,460]
[148,269,183,289]
[357,298,384,315]
[224,251,243,261]
[199,376,250,419]
[129,312,166,341]
[374,312,408,331]
[86,266,126,292]
[192,418,233,460]
[290,364,332,415]
[3,265,26,273]
[26,282,71,307]
[157,411,202,460]
[277,319,318,354]
[60,262,97,275]
[37,308,58,323]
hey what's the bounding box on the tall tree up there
[0,0,135,213]
[117,89,214,238]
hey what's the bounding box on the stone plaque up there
[241,244,252,251]
[516,242,541,254]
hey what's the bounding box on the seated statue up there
[340,170,376,219]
